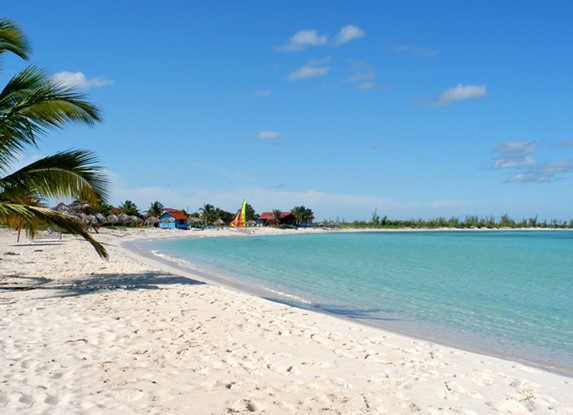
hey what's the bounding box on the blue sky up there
[3,1,573,221]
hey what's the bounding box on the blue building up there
[159,210,189,230]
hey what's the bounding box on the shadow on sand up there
[0,271,205,298]
[263,296,403,322]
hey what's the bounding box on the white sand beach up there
[1,227,572,414]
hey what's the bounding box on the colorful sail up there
[230,200,247,228]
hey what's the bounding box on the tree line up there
[327,209,573,229]
[95,200,315,228]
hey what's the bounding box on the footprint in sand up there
[487,398,530,413]
[228,398,264,413]
[18,393,35,407]
[44,395,59,405]
[302,360,332,368]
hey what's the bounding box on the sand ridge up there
[1,227,572,414]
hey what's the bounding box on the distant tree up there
[245,203,257,221]
[119,200,139,216]
[214,207,232,222]
[291,205,314,226]
[147,201,163,218]
[302,207,314,225]
[272,209,282,225]
[97,203,115,217]
[199,203,215,225]
[291,205,306,225]
[370,208,380,226]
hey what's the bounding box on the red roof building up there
[258,211,296,226]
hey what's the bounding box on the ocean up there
[129,230,573,376]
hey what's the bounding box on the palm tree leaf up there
[0,203,108,258]
[0,18,30,61]
[1,150,109,202]
[0,66,102,167]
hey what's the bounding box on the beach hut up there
[159,210,189,230]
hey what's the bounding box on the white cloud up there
[539,160,573,175]
[493,156,536,169]
[51,71,112,90]
[334,25,365,46]
[344,71,375,90]
[435,84,487,106]
[287,59,330,81]
[279,25,364,51]
[492,139,573,183]
[494,141,538,154]
[506,172,552,183]
[256,130,280,140]
[279,29,328,52]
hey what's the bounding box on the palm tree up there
[244,203,257,221]
[119,200,139,217]
[291,205,306,226]
[271,209,282,226]
[291,205,314,226]
[0,18,108,257]
[199,203,215,225]
[147,201,163,218]
[303,207,314,226]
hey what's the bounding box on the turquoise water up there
[132,231,573,375]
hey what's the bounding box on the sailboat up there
[230,200,247,228]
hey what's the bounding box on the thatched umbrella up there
[144,216,159,226]
[117,213,130,225]
[84,214,97,225]
[52,202,74,216]
[213,218,225,227]
[50,202,75,239]
[188,217,203,228]
[129,215,141,226]
[247,220,257,227]
[95,213,105,225]
[69,201,92,215]
[105,214,118,229]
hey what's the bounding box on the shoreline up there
[2,227,572,414]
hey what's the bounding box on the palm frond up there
[0,18,30,61]
[0,66,102,167]
[2,150,109,203]
[0,202,108,258]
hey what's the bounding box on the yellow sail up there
[230,200,247,228]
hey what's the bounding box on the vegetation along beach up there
[2,2,573,414]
